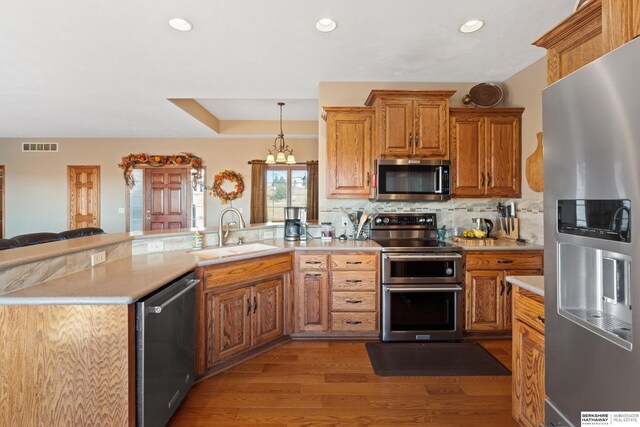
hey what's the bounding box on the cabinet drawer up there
[331,312,377,331]
[297,254,329,270]
[331,292,376,311]
[514,287,545,334]
[331,253,378,270]
[466,251,543,271]
[332,271,377,291]
[204,253,292,290]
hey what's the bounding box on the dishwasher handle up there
[147,279,200,314]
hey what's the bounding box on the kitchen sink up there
[191,243,278,259]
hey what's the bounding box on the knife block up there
[495,218,519,240]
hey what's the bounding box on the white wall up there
[0,137,318,236]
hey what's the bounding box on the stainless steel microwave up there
[374,159,451,201]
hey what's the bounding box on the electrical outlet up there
[147,241,165,253]
[118,207,125,214]
[91,251,106,266]
[263,230,274,239]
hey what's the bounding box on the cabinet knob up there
[537,315,545,324]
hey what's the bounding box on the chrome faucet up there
[218,207,246,247]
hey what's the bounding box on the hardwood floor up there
[170,340,517,427]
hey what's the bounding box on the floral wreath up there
[208,170,244,204]
[117,152,203,189]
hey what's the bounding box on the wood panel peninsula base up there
[0,304,135,426]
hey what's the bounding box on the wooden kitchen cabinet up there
[324,107,375,198]
[464,251,543,334]
[512,286,545,427]
[294,251,379,337]
[534,0,640,84]
[365,90,455,159]
[199,253,291,373]
[450,108,523,198]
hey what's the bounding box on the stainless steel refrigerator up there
[543,37,640,426]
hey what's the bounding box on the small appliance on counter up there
[284,206,307,241]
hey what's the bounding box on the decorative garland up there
[117,152,203,189]
[208,170,244,204]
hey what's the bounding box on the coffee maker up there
[284,207,307,241]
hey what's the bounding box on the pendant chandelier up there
[266,102,295,164]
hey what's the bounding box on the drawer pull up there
[305,261,322,265]
[246,298,251,316]
[346,279,362,283]
[346,321,363,325]
[346,299,363,304]
[496,260,514,264]
[537,315,545,324]
[305,273,322,278]
[500,281,505,296]
[346,261,363,265]
[507,283,512,295]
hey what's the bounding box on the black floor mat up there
[365,342,511,376]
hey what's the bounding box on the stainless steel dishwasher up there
[136,271,198,427]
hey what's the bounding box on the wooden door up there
[210,287,251,364]
[251,278,284,347]
[379,98,413,157]
[465,270,502,331]
[68,166,100,230]
[414,99,449,159]
[512,318,545,427]
[325,108,374,198]
[295,271,329,332]
[144,168,188,230]
[486,115,521,197]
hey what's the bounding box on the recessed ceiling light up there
[169,18,193,32]
[316,18,337,33]
[460,19,484,33]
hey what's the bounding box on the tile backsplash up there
[320,198,544,244]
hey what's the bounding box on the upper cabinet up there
[324,107,375,198]
[534,0,640,84]
[365,90,455,159]
[450,108,523,198]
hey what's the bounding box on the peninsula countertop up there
[0,238,381,305]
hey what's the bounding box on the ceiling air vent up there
[22,142,59,152]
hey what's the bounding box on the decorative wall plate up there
[468,83,503,107]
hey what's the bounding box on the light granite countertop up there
[0,238,381,305]
[506,275,545,297]
[453,238,544,251]
[0,230,543,305]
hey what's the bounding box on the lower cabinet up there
[464,251,543,334]
[294,251,379,337]
[198,253,292,374]
[208,278,284,365]
[512,286,545,427]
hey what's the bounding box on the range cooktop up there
[372,238,459,252]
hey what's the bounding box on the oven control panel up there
[372,213,437,228]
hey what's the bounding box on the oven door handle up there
[384,285,462,292]
[385,253,462,260]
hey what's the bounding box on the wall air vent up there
[21,142,59,152]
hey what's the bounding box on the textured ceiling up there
[0,0,573,138]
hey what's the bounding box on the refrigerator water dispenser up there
[558,242,632,350]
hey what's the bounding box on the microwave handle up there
[435,166,443,194]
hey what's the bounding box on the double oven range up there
[371,213,463,342]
